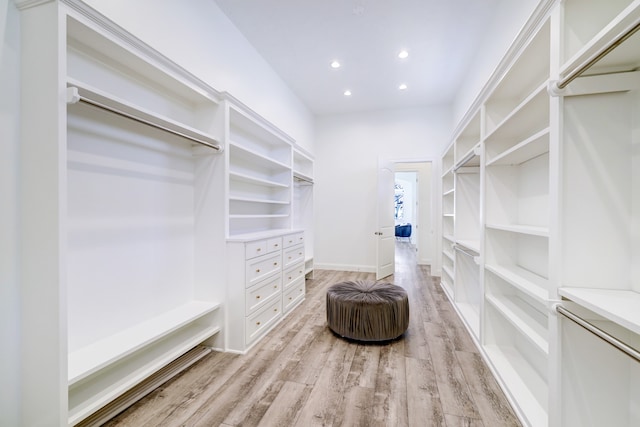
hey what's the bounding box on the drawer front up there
[246,298,282,344]
[283,262,305,290]
[246,274,281,315]
[283,244,305,268]
[283,232,304,249]
[246,252,281,288]
[283,278,305,312]
[267,237,282,253]
[245,240,267,260]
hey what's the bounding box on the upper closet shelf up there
[486,223,549,237]
[486,128,550,167]
[229,141,290,169]
[67,80,221,151]
[454,145,482,171]
[229,171,290,188]
[558,288,640,336]
[556,0,640,91]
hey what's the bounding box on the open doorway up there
[394,161,433,267]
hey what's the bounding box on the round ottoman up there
[326,280,409,341]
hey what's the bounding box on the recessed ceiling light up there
[344,90,352,96]
[330,60,341,69]
[398,83,408,90]
[398,50,409,59]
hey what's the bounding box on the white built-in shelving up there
[293,146,315,276]
[554,1,640,425]
[441,1,640,426]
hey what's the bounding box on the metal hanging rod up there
[556,305,640,363]
[550,16,640,94]
[453,145,481,172]
[453,244,479,259]
[67,86,221,151]
[294,174,314,185]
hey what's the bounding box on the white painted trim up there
[13,0,52,10]
[314,264,376,273]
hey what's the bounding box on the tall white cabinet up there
[439,1,640,426]
[17,0,313,425]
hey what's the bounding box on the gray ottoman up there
[326,280,409,341]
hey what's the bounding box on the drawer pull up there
[256,295,261,299]
[273,262,278,266]
[288,276,292,280]
[289,296,293,300]
[257,248,261,252]
[274,308,278,312]
[256,321,261,326]
[274,285,278,289]
[299,252,303,255]
[299,237,303,240]
[256,269,261,273]
[288,256,292,260]
[274,243,279,247]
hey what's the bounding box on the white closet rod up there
[556,305,640,363]
[453,244,478,259]
[552,16,640,92]
[453,145,481,172]
[294,175,314,185]
[68,87,221,151]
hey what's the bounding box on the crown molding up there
[13,0,54,10]
[449,0,559,145]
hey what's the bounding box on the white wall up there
[83,0,315,151]
[314,106,451,272]
[0,1,20,425]
[453,0,541,124]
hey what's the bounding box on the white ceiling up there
[213,0,503,116]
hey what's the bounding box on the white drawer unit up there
[245,251,281,288]
[283,262,305,289]
[227,230,305,353]
[283,278,305,313]
[283,232,305,248]
[246,297,282,344]
[283,244,305,268]
[246,274,281,315]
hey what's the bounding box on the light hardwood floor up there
[104,242,521,427]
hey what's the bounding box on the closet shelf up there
[455,239,481,253]
[229,214,290,219]
[66,79,221,150]
[485,263,548,304]
[441,166,454,178]
[486,128,550,166]
[454,145,482,170]
[229,141,291,170]
[68,301,220,386]
[229,196,290,205]
[558,288,640,336]
[456,303,480,338]
[483,345,548,427]
[443,234,455,243]
[443,213,454,217]
[229,171,290,188]
[442,265,455,281]
[486,294,549,355]
[486,223,549,237]
[485,83,549,142]
[443,249,454,261]
[443,188,455,196]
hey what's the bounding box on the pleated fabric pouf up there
[326,280,409,341]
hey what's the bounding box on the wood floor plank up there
[339,385,375,427]
[455,351,521,427]
[445,414,486,427]
[371,340,409,426]
[253,380,310,427]
[425,321,481,419]
[346,343,381,389]
[406,356,446,427]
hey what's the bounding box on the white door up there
[376,158,395,279]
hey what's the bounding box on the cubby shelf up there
[485,264,548,304]
[229,171,290,188]
[485,294,548,355]
[486,128,550,166]
[486,223,549,237]
[483,345,548,427]
[229,141,291,170]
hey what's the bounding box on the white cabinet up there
[226,231,305,353]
